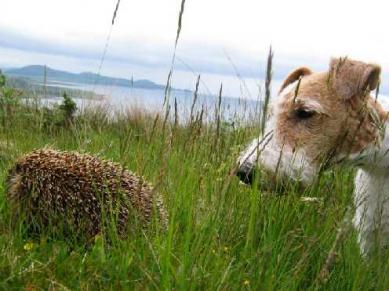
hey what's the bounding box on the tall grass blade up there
[95,0,122,85]
[175,0,186,49]
[163,0,187,111]
[111,0,121,25]
[190,74,201,123]
[261,46,273,135]
[43,65,47,99]
[216,83,223,142]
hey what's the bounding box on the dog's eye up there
[295,108,315,119]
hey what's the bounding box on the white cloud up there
[3,0,389,59]
[1,0,389,95]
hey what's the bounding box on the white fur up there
[351,122,389,254]
[353,169,389,254]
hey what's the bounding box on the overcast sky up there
[1,0,389,96]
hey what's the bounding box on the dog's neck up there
[353,121,389,254]
[354,118,389,173]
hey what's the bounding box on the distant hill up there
[5,65,168,90]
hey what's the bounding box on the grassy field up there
[0,92,389,290]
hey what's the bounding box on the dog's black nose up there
[236,168,254,184]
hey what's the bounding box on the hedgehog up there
[6,149,168,240]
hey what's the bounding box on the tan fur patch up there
[329,57,381,99]
[279,67,312,94]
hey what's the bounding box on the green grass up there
[0,102,389,290]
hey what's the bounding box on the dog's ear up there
[279,67,312,94]
[329,57,381,100]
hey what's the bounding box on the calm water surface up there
[40,82,265,123]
